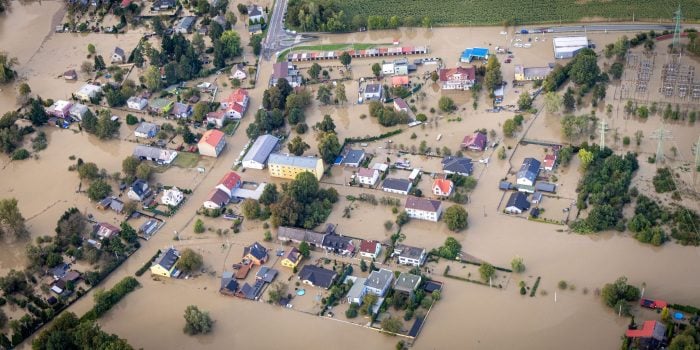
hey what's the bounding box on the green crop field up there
[338,0,700,26]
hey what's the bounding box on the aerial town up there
[0,0,699,349]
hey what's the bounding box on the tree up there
[517,91,532,110]
[144,66,162,92]
[443,205,468,231]
[335,83,347,105]
[77,162,100,180]
[578,149,594,169]
[510,256,525,273]
[479,263,496,282]
[183,305,213,335]
[339,52,351,67]
[135,162,152,180]
[259,184,278,206]
[194,219,205,233]
[220,30,242,59]
[27,99,48,126]
[543,92,562,114]
[372,63,381,78]
[287,136,309,156]
[381,316,403,333]
[249,34,263,56]
[316,84,332,105]
[95,112,119,139]
[87,43,96,55]
[122,156,139,178]
[483,55,503,92]
[437,237,462,259]
[298,241,310,258]
[177,249,204,273]
[192,102,210,122]
[634,130,644,146]
[0,53,18,83]
[438,96,455,112]
[315,115,336,133]
[308,63,321,80]
[267,282,288,303]
[609,62,624,80]
[569,52,600,86]
[17,83,31,102]
[600,276,640,309]
[241,199,261,219]
[87,180,111,201]
[237,3,248,14]
[318,132,341,164]
[502,119,516,137]
[0,198,26,238]
[396,211,409,226]
[563,89,576,112]
[191,33,205,55]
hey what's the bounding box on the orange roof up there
[218,171,241,190]
[199,129,225,147]
[391,75,409,86]
[433,178,453,194]
[625,321,659,338]
[224,89,248,105]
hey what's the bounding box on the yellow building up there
[514,64,553,81]
[150,248,180,278]
[281,247,303,269]
[267,153,324,180]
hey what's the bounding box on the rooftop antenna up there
[672,5,682,55]
[651,127,673,164]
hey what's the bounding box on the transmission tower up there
[651,127,673,163]
[694,135,700,171]
[598,120,609,150]
[672,5,682,54]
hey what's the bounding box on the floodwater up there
[1,3,699,350]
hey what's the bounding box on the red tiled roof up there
[439,66,476,82]
[120,0,132,7]
[207,110,225,120]
[625,321,658,338]
[218,171,241,190]
[391,75,410,86]
[359,240,380,254]
[544,154,556,167]
[199,129,225,147]
[357,168,377,178]
[224,89,248,105]
[433,179,453,194]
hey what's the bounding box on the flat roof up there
[268,153,320,169]
[553,36,588,48]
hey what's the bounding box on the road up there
[520,23,676,34]
[262,0,290,60]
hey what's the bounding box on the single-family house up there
[395,245,426,266]
[382,63,395,75]
[75,83,102,101]
[271,62,301,87]
[211,15,226,28]
[161,187,184,206]
[220,271,239,296]
[127,96,148,111]
[111,47,126,63]
[170,102,192,119]
[203,188,229,209]
[359,240,382,260]
[95,222,120,240]
[442,157,473,176]
[461,132,487,151]
[198,129,226,157]
[247,5,266,23]
[391,75,410,87]
[356,168,379,186]
[382,178,412,195]
[346,277,366,305]
[341,149,365,167]
[439,66,476,90]
[69,103,88,120]
[322,234,355,256]
[150,248,180,278]
[206,110,226,128]
[543,154,557,171]
[215,171,241,197]
[63,69,78,81]
[221,89,249,119]
[231,64,247,80]
[242,134,279,169]
[405,196,442,222]
[364,269,394,297]
[132,145,178,165]
[393,98,410,113]
[174,16,196,34]
[268,153,324,180]
[505,192,530,214]
[393,58,408,75]
[128,179,151,201]
[277,225,331,247]
[48,100,73,118]
[363,83,383,101]
[256,266,278,283]
[298,265,337,289]
[280,247,303,269]
[531,192,543,204]
[625,320,667,350]
[134,122,159,138]
[516,158,541,187]
[535,182,556,193]
[148,98,173,115]
[51,263,70,280]
[432,178,454,197]
[243,242,268,265]
[393,272,421,298]
[151,0,175,11]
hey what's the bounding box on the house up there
[499,181,512,191]
[221,89,249,119]
[439,66,476,90]
[514,64,554,81]
[535,182,556,193]
[405,196,442,222]
[120,0,132,8]
[531,192,543,204]
[150,248,180,278]
[346,277,366,304]
[280,247,303,269]
[432,178,454,197]
[231,64,247,80]
[215,171,241,197]
[322,234,355,256]
[393,58,408,75]
[382,178,412,195]
[111,47,126,63]
[267,153,324,180]
[206,110,226,128]
[148,98,173,115]
[170,102,192,119]
[51,263,70,280]
[341,149,365,167]
[393,272,422,298]
[247,5,266,23]
[298,265,337,289]
[256,266,278,283]
[625,320,666,350]
[553,36,589,59]
[461,132,487,151]
[128,179,151,201]
[516,158,541,187]
[391,75,410,87]
[151,0,175,11]
[198,129,226,157]
[393,98,410,113]
[134,122,159,138]
[75,84,102,101]
[382,63,395,75]
[48,100,73,118]
[505,192,530,214]
[442,157,473,176]
[460,47,489,63]
[248,24,263,35]
[364,269,394,297]
[127,96,148,111]
[219,271,239,296]
[211,15,226,27]
[243,242,268,265]
[174,16,196,34]
[271,62,301,87]
[161,187,184,206]
[69,103,88,120]
[408,168,421,181]
[277,225,331,247]
[395,245,426,266]
[132,145,178,165]
[363,83,383,101]
[359,240,382,260]
[203,188,229,209]
[242,134,279,169]
[543,154,557,171]
[356,168,379,186]
[95,222,120,240]
[63,69,77,80]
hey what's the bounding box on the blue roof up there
[461,48,489,61]
[341,149,365,165]
[506,192,530,211]
[517,158,541,183]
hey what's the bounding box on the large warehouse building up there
[552,36,589,59]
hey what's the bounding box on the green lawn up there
[172,152,200,168]
[277,43,390,62]
[222,121,240,136]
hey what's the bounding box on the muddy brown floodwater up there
[1,3,699,350]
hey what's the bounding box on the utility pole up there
[651,127,673,164]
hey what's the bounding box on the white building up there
[356,168,379,186]
[127,96,148,110]
[395,245,426,267]
[382,178,412,195]
[553,36,589,59]
[382,63,394,75]
[404,196,442,222]
[161,187,184,206]
[74,84,102,101]
[242,134,279,169]
[363,83,382,101]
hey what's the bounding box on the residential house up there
[267,153,324,180]
[111,47,126,63]
[242,134,279,169]
[161,187,184,206]
[247,5,266,23]
[535,182,556,193]
[63,69,77,80]
[69,103,88,120]
[322,234,355,256]
[341,149,365,167]
[382,62,395,75]
[211,15,226,28]
[215,171,242,197]
[150,248,180,278]
[395,245,426,266]
[151,0,175,11]
[543,154,557,171]
[356,168,379,186]
[132,145,178,165]
[531,192,543,204]
[393,58,408,75]
[625,320,667,350]
[174,16,196,34]
[198,129,226,157]
[248,24,262,35]
[277,225,332,247]
[298,265,337,289]
[280,247,303,269]
[393,272,421,298]
[516,157,541,187]
[514,64,554,81]
[363,269,394,297]
[382,178,412,195]
[405,196,442,222]
[148,98,173,115]
[127,96,148,111]
[432,178,454,197]
[359,240,382,260]
[206,110,226,128]
[256,266,278,283]
[271,62,301,87]
[346,277,366,304]
[363,83,383,101]
[51,263,70,280]
[219,271,239,296]
[442,157,473,176]
[461,132,487,151]
[439,66,476,90]
[48,100,73,118]
[170,102,192,119]
[221,89,249,119]
[243,242,268,265]
[95,222,120,240]
[134,122,159,138]
[505,192,530,214]
[128,179,151,201]
[231,64,247,80]
[391,75,410,87]
[393,98,410,113]
[203,188,229,209]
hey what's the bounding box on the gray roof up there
[155,248,179,271]
[342,149,365,165]
[130,179,149,197]
[298,265,337,289]
[277,226,328,246]
[322,234,354,252]
[442,157,473,176]
[506,192,530,211]
[517,157,541,182]
[499,181,512,190]
[364,269,394,291]
[243,134,279,165]
[365,83,381,94]
[394,272,421,292]
[177,16,196,30]
[114,47,125,57]
[255,266,278,283]
[382,178,412,192]
[248,5,262,16]
[133,145,168,160]
[396,245,425,261]
[248,24,262,32]
[135,122,159,135]
[268,153,320,169]
[346,277,366,301]
[534,182,556,193]
[405,196,441,213]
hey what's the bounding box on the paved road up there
[520,23,676,34]
[263,0,290,60]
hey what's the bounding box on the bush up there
[82,276,140,321]
[125,114,138,125]
[11,149,30,160]
[135,249,161,277]
[194,218,205,233]
[479,263,495,282]
[183,305,213,335]
[558,280,568,290]
[510,256,525,273]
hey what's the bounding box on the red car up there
[505,58,512,63]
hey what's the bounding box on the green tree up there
[18,83,31,100]
[0,198,26,238]
[437,237,462,259]
[87,43,96,55]
[77,162,100,180]
[483,55,503,92]
[183,305,213,335]
[144,66,162,92]
[335,83,347,105]
[430,71,439,83]
[125,114,138,125]
[578,149,594,169]
[569,52,600,86]
[0,53,18,83]
[609,62,624,80]
[177,249,204,273]
[600,276,640,309]
[287,136,310,156]
[381,316,403,333]
[438,96,455,112]
[443,205,468,231]
[562,89,575,112]
[220,30,242,59]
[135,162,152,180]
[372,63,381,78]
[192,101,210,122]
[318,132,341,164]
[308,63,321,80]
[396,211,409,226]
[517,91,532,110]
[316,84,332,105]
[259,184,278,206]
[511,256,525,273]
[479,263,496,283]
[315,115,336,133]
[122,156,139,178]
[298,241,310,258]
[241,199,261,219]
[194,219,205,233]
[502,119,516,137]
[339,52,352,67]
[191,33,205,54]
[87,180,111,201]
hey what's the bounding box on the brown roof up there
[272,62,289,79]
[405,196,441,213]
[359,240,380,254]
[439,66,476,82]
[206,188,229,205]
[357,167,377,178]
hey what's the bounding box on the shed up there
[535,182,556,193]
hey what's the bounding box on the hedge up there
[82,277,140,321]
[135,249,161,277]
